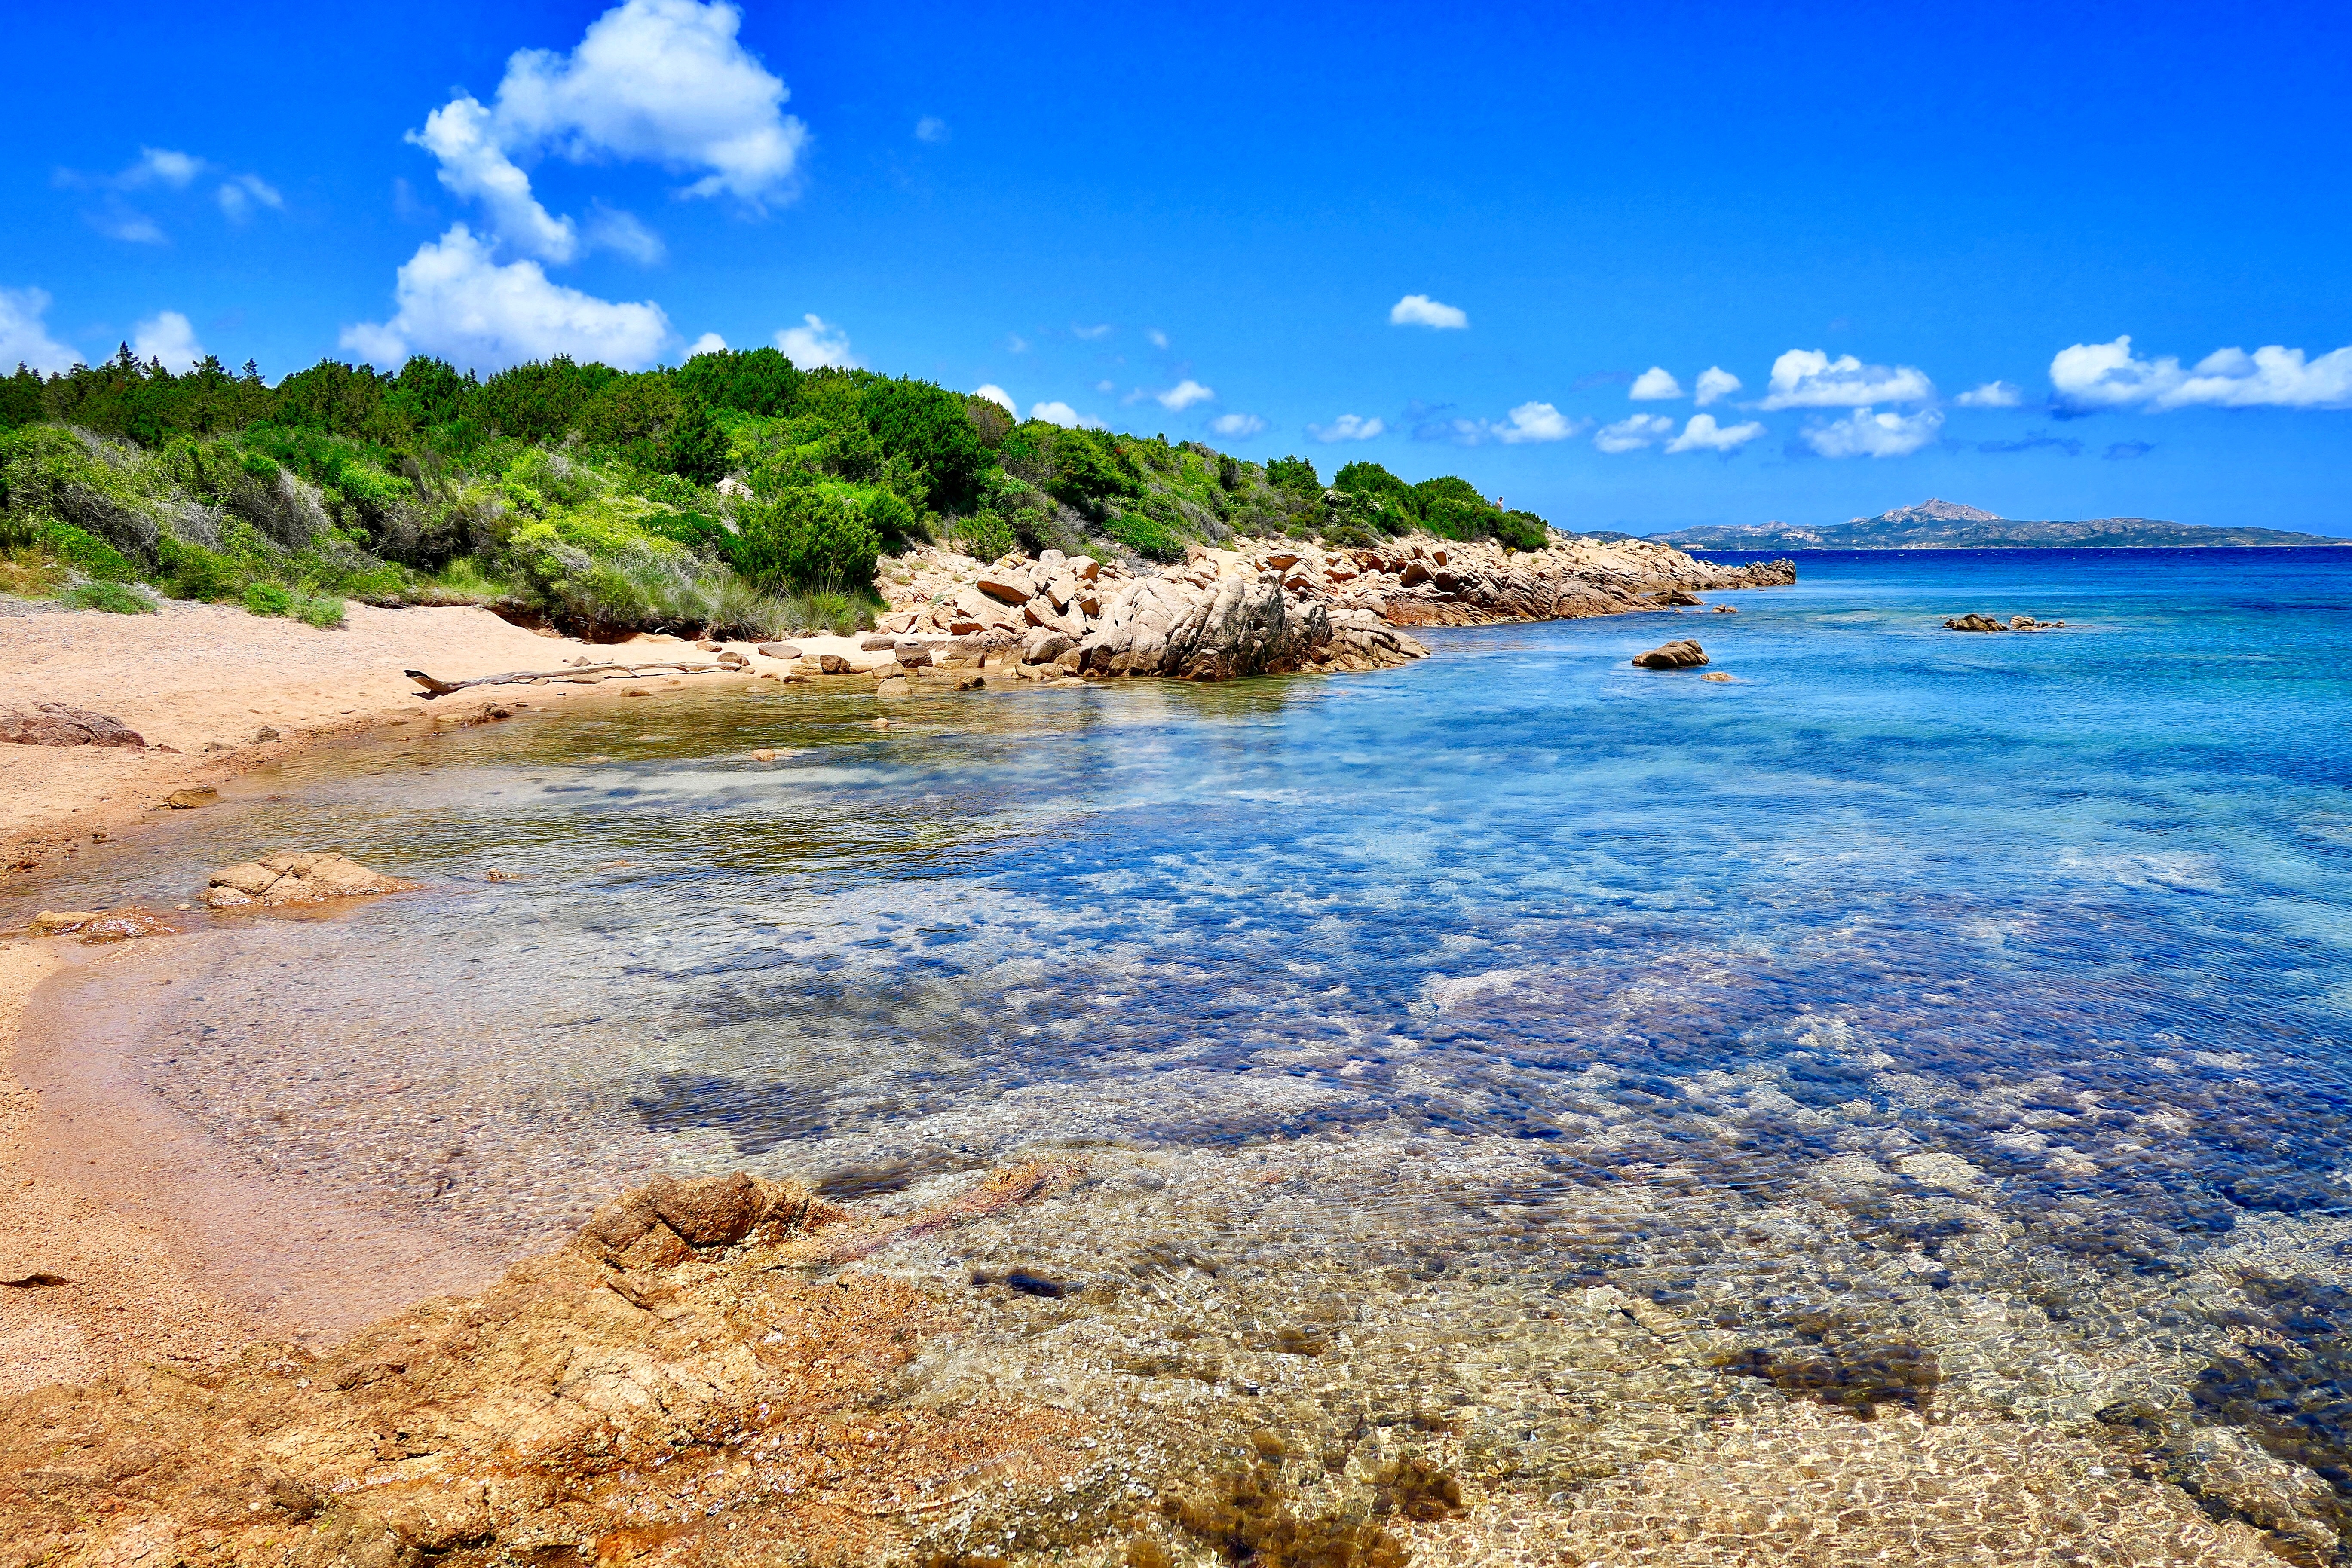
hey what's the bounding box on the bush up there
[862,488,927,552]
[296,593,346,629]
[156,535,243,600]
[640,509,732,555]
[675,347,802,417]
[1496,509,1551,551]
[773,589,868,636]
[38,520,138,582]
[727,486,880,593]
[1108,510,1184,562]
[1266,455,1321,496]
[243,581,295,617]
[951,509,1018,561]
[862,379,993,513]
[60,580,155,614]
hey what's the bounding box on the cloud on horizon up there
[776,312,857,368]
[340,224,670,370]
[1309,413,1386,441]
[1029,400,1105,429]
[1593,414,1675,453]
[1664,413,1764,453]
[1210,412,1267,438]
[973,383,1016,413]
[132,309,205,370]
[0,286,81,373]
[1156,379,1214,411]
[1389,294,1468,329]
[1761,349,1935,410]
[2051,334,2352,410]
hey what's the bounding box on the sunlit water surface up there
[14,546,2352,1549]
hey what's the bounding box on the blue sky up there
[6,0,2348,534]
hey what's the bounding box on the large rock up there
[974,567,1034,605]
[205,852,422,910]
[1632,639,1710,669]
[1,703,144,748]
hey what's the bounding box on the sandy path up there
[0,596,895,878]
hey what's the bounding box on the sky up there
[5,0,2349,535]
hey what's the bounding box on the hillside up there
[1656,499,2347,550]
[0,348,1556,640]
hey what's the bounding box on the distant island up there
[1654,498,2349,550]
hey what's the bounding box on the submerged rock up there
[0,703,144,748]
[1632,639,1710,669]
[204,852,422,910]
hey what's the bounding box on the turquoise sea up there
[13,545,2352,1551]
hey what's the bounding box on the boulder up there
[858,635,899,651]
[1944,613,2005,632]
[893,642,933,669]
[165,787,220,809]
[816,653,851,675]
[204,852,422,910]
[756,642,803,659]
[1,704,144,748]
[1023,630,1078,666]
[30,908,179,943]
[1631,639,1709,669]
[1066,555,1101,582]
[975,568,1034,605]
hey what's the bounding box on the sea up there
[11,544,2352,1556]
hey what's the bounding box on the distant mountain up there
[1655,498,2347,550]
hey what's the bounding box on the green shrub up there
[862,488,926,552]
[773,589,869,636]
[1496,509,1551,551]
[1266,455,1321,496]
[640,509,732,554]
[156,535,243,600]
[952,509,1018,561]
[296,594,346,629]
[60,580,154,614]
[1108,510,1184,562]
[861,378,993,512]
[37,521,138,582]
[243,581,295,617]
[728,486,880,592]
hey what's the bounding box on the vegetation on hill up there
[0,345,1557,637]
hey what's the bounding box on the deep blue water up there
[15,548,2352,1274]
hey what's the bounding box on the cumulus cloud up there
[1663,413,1764,453]
[585,202,666,263]
[215,173,284,221]
[1694,366,1741,407]
[1628,366,1683,401]
[0,286,82,373]
[132,310,205,370]
[1389,294,1468,329]
[1802,406,1944,458]
[687,331,727,355]
[775,312,857,368]
[2050,334,2352,411]
[125,147,203,189]
[1955,380,2023,408]
[1156,379,1214,411]
[914,116,948,144]
[1761,349,1935,410]
[1029,400,1104,429]
[406,0,804,264]
[1210,412,1267,438]
[973,383,1016,414]
[1492,401,1581,444]
[1592,414,1675,453]
[1308,413,1386,442]
[340,224,669,371]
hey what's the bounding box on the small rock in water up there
[750,748,778,762]
[164,787,220,809]
[204,852,421,910]
[1701,672,1734,683]
[1631,639,1709,669]
[817,653,851,675]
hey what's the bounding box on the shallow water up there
[14,546,2352,1551]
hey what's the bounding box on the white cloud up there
[1029,400,1104,429]
[89,209,167,245]
[1663,413,1764,453]
[411,95,580,261]
[1095,379,1116,393]
[1072,322,1112,340]
[494,0,806,202]
[1389,294,1468,329]
[1804,406,1944,458]
[1761,349,1935,410]
[215,173,284,221]
[775,312,857,368]
[1308,413,1386,442]
[585,202,665,263]
[1147,328,1169,349]
[340,224,670,371]
[1955,380,2024,408]
[1210,412,1267,438]
[688,331,727,355]
[1628,366,1683,401]
[126,147,203,189]
[1694,366,1741,407]
[1157,379,1214,411]
[973,383,1016,414]
[1593,414,1675,453]
[0,286,81,373]
[1492,401,1581,444]
[914,116,949,144]
[2050,334,2352,411]
[132,310,205,370]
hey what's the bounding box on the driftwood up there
[404,659,741,698]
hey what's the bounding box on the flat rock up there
[204,852,422,910]
[164,787,219,809]
[756,641,803,659]
[1632,639,1709,669]
[1,703,144,748]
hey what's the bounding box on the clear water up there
[14,546,2352,1548]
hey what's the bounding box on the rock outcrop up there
[1945,613,2065,632]
[204,852,422,909]
[0,703,144,748]
[1632,640,1710,670]
[870,535,1790,682]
